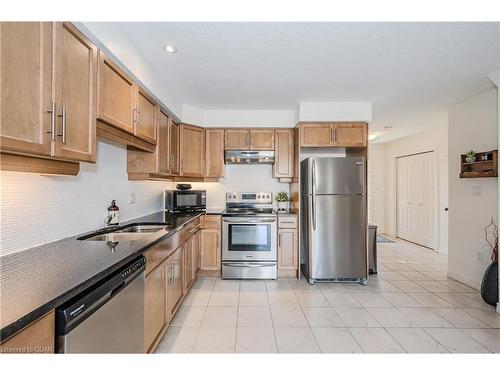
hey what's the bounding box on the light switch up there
[129,192,136,204]
[472,185,482,196]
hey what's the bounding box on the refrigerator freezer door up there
[308,194,367,280]
[301,157,366,195]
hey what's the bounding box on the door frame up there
[395,150,439,251]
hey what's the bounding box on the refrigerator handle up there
[312,158,317,230]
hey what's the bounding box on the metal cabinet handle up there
[312,158,317,230]
[57,106,66,144]
[133,108,138,124]
[45,102,56,141]
[137,109,141,125]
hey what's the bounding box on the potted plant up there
[465,150,477,163]
[480,218,499,306]
[275,191,290,212]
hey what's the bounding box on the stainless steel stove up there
[222,192,278,279]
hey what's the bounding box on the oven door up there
[222,217,277,261]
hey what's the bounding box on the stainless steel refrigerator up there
[300,157,368,285]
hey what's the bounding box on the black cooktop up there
[222,207,277,216]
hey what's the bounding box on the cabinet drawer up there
[184,217,201,238]
[278,215,298,229]
[201,215,221,229]
[144,231,182,275]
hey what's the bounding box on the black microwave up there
[164,190,206,212]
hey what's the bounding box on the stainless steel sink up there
[78,223,171,241]
[114,224,167,233]
[83,232,151,242]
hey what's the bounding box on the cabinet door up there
[97,51,135,134]
[200,229,221,271]
[183,237,194,293]
[274,129,294,178]
[333,123,367,147]
[194,230,201,272]
[144,264,165,352]
[205,128,225,177]
[224,129,249,150]
[0,311,54,354]
[168,119,180,175]
[53,22,97,162]
[0,22,53,157]
[136,88,157,145]
[250,129,274,150]
[180,124,205,177]
[278,228,298,271]
[167,247,184,318]
[300,123,333,147]
[156,109,170,174]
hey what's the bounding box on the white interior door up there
[396,152,436,249]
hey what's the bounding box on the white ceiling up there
[85,22,499,141]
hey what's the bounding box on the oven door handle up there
[223,262,276,267]
[223,218,277,223]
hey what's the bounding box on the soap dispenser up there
[106,200,120,226]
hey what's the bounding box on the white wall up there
[182,105,298,127]
[299,101,372,122]
[381,125,449,254]
[368,144,386,232]
[448,88,498,288]
[169,164,290,210]
[0,140,168,256]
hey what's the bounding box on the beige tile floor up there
[155,239,500,353]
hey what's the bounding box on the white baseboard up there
[497,303,500,313]
[446,270,479,290]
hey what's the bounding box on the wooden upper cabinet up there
[0,22,53,157]
[300,123,333,147]
[97,51,135,134]
[274,129,294,178]
[168,119,180,175]
[250,129,274,150]
[225,129,249,150]
[180,124,205,177]
[333,123,367,147]
[53,22,97,162]
[156,109,170,174]
[135,89,157,145]
[205,128,225,178]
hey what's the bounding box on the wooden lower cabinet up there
[183,239,194,293]
[166,247,184,322]
[277,214,298,278]
[200,229,221,273]
[0,311,55,354]
[144,263,165,352]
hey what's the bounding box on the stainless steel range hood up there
[225,150,275,165]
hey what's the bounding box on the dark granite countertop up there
[0,210,207,342]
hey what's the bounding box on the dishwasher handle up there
[56,256,146,335]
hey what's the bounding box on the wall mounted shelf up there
[460,150,498,178]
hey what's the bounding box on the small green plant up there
[465,150,477,161]
[275,191,290,203]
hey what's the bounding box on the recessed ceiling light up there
[164,45,177,54]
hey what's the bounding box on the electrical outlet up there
[129,192,136,205]
[472,185,482,196]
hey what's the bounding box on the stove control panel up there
[226,192,273,204]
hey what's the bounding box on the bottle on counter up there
[106,200,120,226]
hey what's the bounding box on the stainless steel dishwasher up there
[55,256,146,353]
